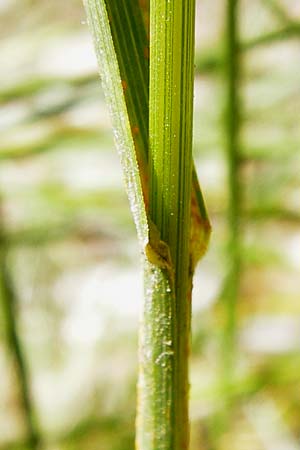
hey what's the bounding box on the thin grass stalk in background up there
[0,233,40,449]
[223,0,241,387]
[208,6,241,443]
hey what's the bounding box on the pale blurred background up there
[0,0,300,449]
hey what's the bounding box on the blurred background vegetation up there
[0,0,300,449]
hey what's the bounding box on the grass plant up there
[83,0,210,448]
[0,0,299,448]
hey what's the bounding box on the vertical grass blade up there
[211,4,241,442]
[83,0,148,247]
[0,237,39,449]
[102,0,150,203]
[224,0,241,376]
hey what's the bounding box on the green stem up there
[0,238,39,449]
[83,1,206,448]
[145,1,195,448]
[208,4,241,444]
[223,0,241,382]
[137,261,176,450]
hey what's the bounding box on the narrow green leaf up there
[83,0,148,247]
[102,0,150,203]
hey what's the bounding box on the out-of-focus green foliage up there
[0,0,299,449]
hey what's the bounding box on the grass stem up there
[0,236,39,449]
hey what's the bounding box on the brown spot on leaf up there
[132,126,140,135]
[121,80,128,91]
